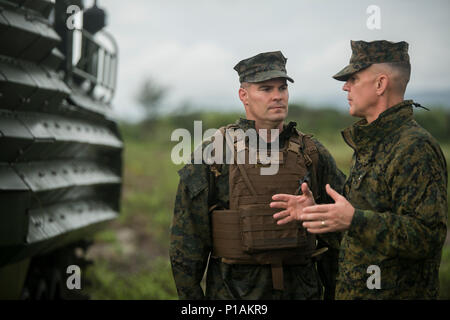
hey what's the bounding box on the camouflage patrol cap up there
[234,51,294,83]
[333,40,410,81]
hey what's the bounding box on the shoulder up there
[391,123,445,165]
[308,137,338,165]
[177,163,209,199]
[386,123,447,179]
[292,130,321,154]
[309,137,329,154]
[190,122,236,159]
[177,123,235,199]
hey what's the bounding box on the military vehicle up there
[0,0,123,299]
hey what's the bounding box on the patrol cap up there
[234,51,294,83]
[333,40,410,81]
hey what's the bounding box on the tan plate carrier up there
[211,125,320,290]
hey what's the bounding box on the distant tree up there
[136,77,168,121]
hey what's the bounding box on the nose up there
[272,88,284,100]
[342,81,350,92]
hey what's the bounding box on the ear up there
[376,74,389,96]
[239,87,248,105]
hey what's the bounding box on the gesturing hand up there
[300,184,355,233]
[270,183,315,225]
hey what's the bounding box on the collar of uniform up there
[236,118,298,146]
[236,118,297,136]
[341,100,414,151]
[236,118,256,131]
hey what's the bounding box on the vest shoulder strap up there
[291,130,320,200]
[208,124,240,211]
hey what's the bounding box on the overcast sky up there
[90,0,450,122]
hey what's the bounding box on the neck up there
[366,94,404,124]
[254,120,284,142]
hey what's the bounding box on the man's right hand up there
[270,183,316,225]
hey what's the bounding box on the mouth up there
[269,105,286,110]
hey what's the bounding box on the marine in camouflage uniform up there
[337,99,448,299]
[332,41,448,299]
[170,51,346,300]
[272,40,447,299]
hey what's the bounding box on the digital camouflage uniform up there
[333,41,448,299]
[170,119,345,299]
[170,51,346,300]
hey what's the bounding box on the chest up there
[343,149,392,213]
[213,142,316,209]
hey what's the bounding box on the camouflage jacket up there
[337,100,448,299]
[170,118,346,300]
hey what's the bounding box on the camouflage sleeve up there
[347,139,448,259]
[312,139,346,300]
[313,138,346,200]
[169,163,212,300]
[312,138,346,249]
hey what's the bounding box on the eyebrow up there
[258,83,287,89]
[258,84,273,89]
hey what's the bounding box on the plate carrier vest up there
[210,124,323,290]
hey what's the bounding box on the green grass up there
[85,257,177,300]
[83,111,450,300]
[440,246,450,299]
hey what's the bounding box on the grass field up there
[83,115,450,300]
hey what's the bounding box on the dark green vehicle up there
[0,0,123,299]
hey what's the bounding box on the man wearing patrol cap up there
[271,40,448,299]
[170,51,345,299]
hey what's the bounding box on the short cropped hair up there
[240,82,250,89]
[372,61,411,94]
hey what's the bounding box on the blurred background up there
[81,0,450,299]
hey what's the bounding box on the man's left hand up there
[301,184,355,233]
